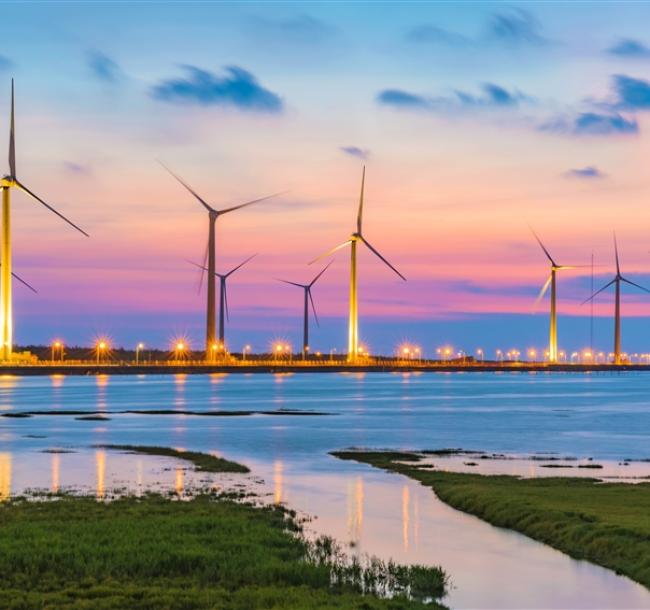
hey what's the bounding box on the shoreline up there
[0,362,648,376]
[332,450,650,592]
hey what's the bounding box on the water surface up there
[2,371,650,608]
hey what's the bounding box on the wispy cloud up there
[377,82,531,112]
[486,8,548,46]
[540,112,638,136]
[63,161,92,176]
[340,146,370,161]
[88,50,121,83]
[610,74,650,110]
[249,14,336,44]
[607,39,650,59]
[405,24,470,46]
[564,166,606,180]
[151,66,283,113]
[406,8,548,49]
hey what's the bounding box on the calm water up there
[1,371,650,608]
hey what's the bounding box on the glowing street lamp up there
[476,348,484,363]
[174,341,188,362]
[242,344,251,362]
[51,340,63,363]
[136,342,144,365]
[96,340,108,365]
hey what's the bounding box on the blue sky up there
[4,2,650,357]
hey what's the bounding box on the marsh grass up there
[0,493,447,609]
[332,450,650,590]
[100,444,250,474]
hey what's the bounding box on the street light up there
[96,340,108,365]
[136,342,144,365]
[51,340,63,363]
[175,342,187,362]
[476,348,484,363]
[243,344,251,362]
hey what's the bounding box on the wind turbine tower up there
[312,167,405,361]
[277,262,331,356]
[584,234,650,364]
[0,80,88,360]
[162,162,281,359]
[531,228,581,363]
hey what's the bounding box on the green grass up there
[100,445,250,474]
[0,493,447,609]
[332,450,650,590]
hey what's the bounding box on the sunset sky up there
[6,1,650,355]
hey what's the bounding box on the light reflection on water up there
[1,372,650,608]
[0,448,649,609]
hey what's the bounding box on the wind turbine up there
[311,167,405,361]
[531,228,582,363]
[583,233,650,364]
[0,80,88,360]
[189,254,256,355]
[161,161,282,359]
[277,262,331,357]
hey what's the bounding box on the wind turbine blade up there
[359,236,406,281]
[308,287,320,327]
[581,278,616,305]
[529,226,556,266]
[356,166,365,234]
[9,79,15,178]
[224,281,230,322]
[309,240,352,265]
[614,231,621,276]
[533,274,552,308]
[14,181,88,237]
[276,278,306,288]
[186,259,208,272]
[158,161,214,213]
[225,253,257,277]
[621,276,650,293]
[219,191,287,215]
[197,239,209,295]
[309,260,332,287]
[7,269,36,294]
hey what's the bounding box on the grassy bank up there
[0,493,447,609]
[100,444,250,473]
[332,450,650,590]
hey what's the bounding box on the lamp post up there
[476,348,483,363]
[51,340,63,363]
[243,344,251,362]
[136,342,144,365]
[175,342,186,363]
[96,341,107,365]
